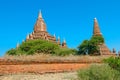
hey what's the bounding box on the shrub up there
[6,39,60,55]
[104,57,120,71]
[6,48,17,55]
[6,39,78,56]
[77,64,120,80]
[54,48,77,56]
[20,39,60,54]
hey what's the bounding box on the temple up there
[92,18,116,55]
[26,11,67,48]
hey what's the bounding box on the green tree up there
[90,36,104,45]
[78,40,89,55]
[78,36,104,55]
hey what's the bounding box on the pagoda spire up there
[63,39,66,43]
[62,39,67,48]
[54,33,56,38]
[93,18,102,36]
[38,10,42,19]
[26,34,30,41]
[57,36,60,45]
[16,42,19,49]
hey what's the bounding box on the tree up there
[78,36,104,55]
[78,40,89,55]
[90,36,104,45]
[88,39,100,55]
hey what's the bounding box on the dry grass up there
[0,72,77,80]
[2,54,112,63]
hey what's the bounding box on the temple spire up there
[62,39,67,48]
[93,18,102,36]
[26,34,30,41]
[58,36,60,40]
[63,39,66,43]
[38,10,42,19]
[57,36,60,45]
[16,42,19,49]
[54,33,56,38]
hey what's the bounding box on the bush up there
[104,57,120,71]
[6,48,17,55]
[6,39,60,55]
[6,39,78,56]
[54,48,77,56]
[20,40,60,54]
[77,64,120,80]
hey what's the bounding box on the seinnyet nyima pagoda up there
[92,18,116,55]
[26,11,67,48]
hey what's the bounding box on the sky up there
[0,0,120,56]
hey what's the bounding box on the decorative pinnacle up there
[63,39,66,43]
[54,33,56,37]
[30,33,32,36]
[94,17,97,22]
[58,36,60,40]
[32,31,34,35]
[38,10,42,18]
[16,42,19,48]
[27,34,30,39]
[94,17,97,20]
[22,39,25,43]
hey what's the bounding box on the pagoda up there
[92,18,116,55]
[26,11,67,48]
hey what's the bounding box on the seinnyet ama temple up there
[26,11,67,48]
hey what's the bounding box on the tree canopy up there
[78,36,104,55]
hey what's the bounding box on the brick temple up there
[26,11,67,48]
[93,18,116,55]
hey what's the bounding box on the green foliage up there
[88,40,100,55]
[78,40,99,55]
[6,39,77,56]
[91,36,104,45]
[6,48,17,55]
[54,48,77,56]
[78,36,104,55]
[77,64,120,80]
[6,39,60,55]
[104,57,120,71]
[78,40,89,55]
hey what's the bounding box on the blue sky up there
[0,0,120,56]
